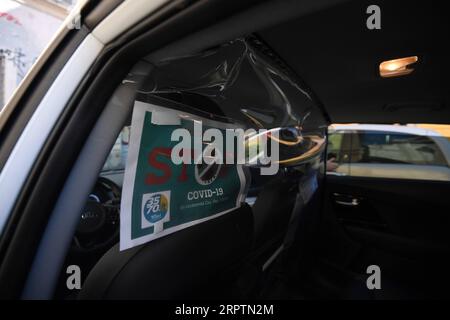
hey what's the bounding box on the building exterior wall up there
[0,0,76,110]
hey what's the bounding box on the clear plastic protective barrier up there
[129,37,328,167]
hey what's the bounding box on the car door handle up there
[335,199,360,206]
[333,193,361,207]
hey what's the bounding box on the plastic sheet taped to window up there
[132,37,327,166]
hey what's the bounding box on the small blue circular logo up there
[143,194,168,223]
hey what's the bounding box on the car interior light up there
[379,56,418,78]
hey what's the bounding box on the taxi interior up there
[0,0,449,300]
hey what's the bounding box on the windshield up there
[102,126,130,172]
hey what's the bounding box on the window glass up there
[327,132,343,159]
[102,127,130,172]
[352,132,447,166]
[326,124,450,181]
[326,132,350,175]
[0,0,79,110]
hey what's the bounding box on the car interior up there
[0,0,449,300]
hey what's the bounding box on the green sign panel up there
[120,101,247,250]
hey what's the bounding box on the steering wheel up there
[72,177,121,253]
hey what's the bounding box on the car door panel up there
[326,176,450,254]
[313,126,450,299]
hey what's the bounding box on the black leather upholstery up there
[79,204,253,299]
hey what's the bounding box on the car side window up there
[326,131,351,175]
[351,131,447,166]
[327,125,450,181]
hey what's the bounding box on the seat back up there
[79,204,253,299]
